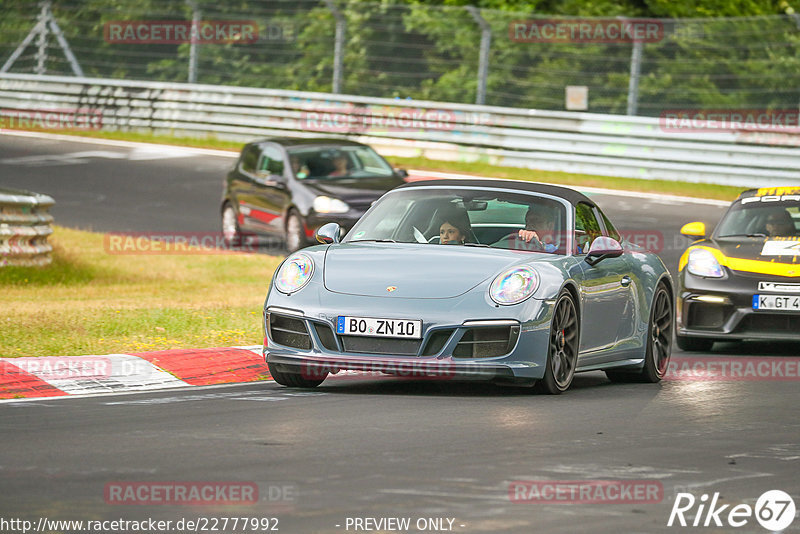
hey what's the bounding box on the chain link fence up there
[1,0,799,117]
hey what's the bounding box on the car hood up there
[712,236,800,262]
[323,242,538,298]
[303,176,405,207]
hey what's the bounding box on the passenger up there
[290,156,309,178]
[437,210,471,245]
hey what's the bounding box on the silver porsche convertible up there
[263,179,673,394]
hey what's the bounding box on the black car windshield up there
[287,145,394,180]
[344,187,568,254]
[716,199,800,238]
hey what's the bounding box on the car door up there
[250,144,291,235]
[238,144,289,235]
[574,202,636,361]
[229,144,261,232]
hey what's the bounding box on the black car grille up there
[269,318,516,359]
[313,322,339,351]
[268,314,311,350]
[421,329,455,356]
[453,326,520,358]
[736,313,800,334]
[340,335,422,356]
[686,302,732,329]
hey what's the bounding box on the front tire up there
[268,362,327,388]
[221,203,242,245]
[285,211,308,253]
[535,289,579,395]
[606,282,673,383]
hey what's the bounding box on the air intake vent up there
[269,314,311,350]
[453,326,519,358]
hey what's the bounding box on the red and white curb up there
[0,346,269,401]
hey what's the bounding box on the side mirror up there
[585,236,623,266]
[315,222,342,244]
[680,221,706,239]
[394,168,409,179]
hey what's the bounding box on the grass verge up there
[0,226,282,357]
[10,128,746,201]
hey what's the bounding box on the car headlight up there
[313,196,349,213]
[489,266,538,305]
[275,253,314,294]
[686,248,724,278]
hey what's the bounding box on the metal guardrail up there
[0,186,54,267]
[1,73,799,188]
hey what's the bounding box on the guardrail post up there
[466,6,491,106]
[324,0,345,94]
[187,0,200,83]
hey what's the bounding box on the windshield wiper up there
[721,233,767,238]
[463,243,491,248]
[349,239,396,243]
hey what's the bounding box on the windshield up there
[344,187,568,254]
[287,145,394,180]
[716,199,800,238]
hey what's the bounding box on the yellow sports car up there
[677,186,800,351]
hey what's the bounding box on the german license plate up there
[752,294,800,311]
[336,316,422,339]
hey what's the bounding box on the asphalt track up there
[1,133,799,534]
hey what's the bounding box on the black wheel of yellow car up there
[535,290,579,395]
[607,282,673,383]
[268,361,327,388]
[675,334,714,352]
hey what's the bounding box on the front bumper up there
[678,269,800,341]
[263,284,554,381]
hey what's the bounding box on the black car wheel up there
[285,211,308,253]
[535,289,579,395]
[268,361,327,388]
[675,334,714,352]
[221,203,242,245]
[607,283,673,383]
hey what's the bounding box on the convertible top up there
[397,178,596,207]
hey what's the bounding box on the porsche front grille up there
[268,314,311,350]
[453,326,520,358]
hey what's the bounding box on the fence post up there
[626,39,643,116]
[324,0,345,94]
[466,6,491,106]
[187,0,200,83]
[34,1,50,75]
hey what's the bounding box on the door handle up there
[620,276,632,287]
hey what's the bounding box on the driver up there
[517,206,558,252]
[765,210,796,237]
[327,153,349,177]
